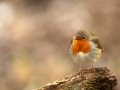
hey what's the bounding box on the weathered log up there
[36,67,117,90]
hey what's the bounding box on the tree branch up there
[36,67,117,90]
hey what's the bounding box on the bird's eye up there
[83,37,85,39]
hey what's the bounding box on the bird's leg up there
[92,62,93,68]
[79,63,83,75]
[80,63,82,70]
[87,62,95,74]
[92,62,95,74]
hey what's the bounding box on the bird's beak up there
[75,37,79,40]
[75,36,82,40]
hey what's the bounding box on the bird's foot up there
[79,69,84,76]
[88,67,93,70]
[88,67,95,74]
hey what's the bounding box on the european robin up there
[69,30,103,74]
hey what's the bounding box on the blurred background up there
[0,0,120,90]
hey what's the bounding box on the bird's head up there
[71,30,93,54]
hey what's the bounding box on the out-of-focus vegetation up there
[0,0,120,90]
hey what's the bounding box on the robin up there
[69,30,103,74]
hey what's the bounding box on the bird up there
[69,30,103,74]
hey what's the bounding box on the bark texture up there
[36,67,117,90]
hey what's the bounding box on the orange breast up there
[72,39,90,54]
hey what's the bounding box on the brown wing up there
[91,36,104,52]
[69,37,73,49]
[88,31,103,52]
